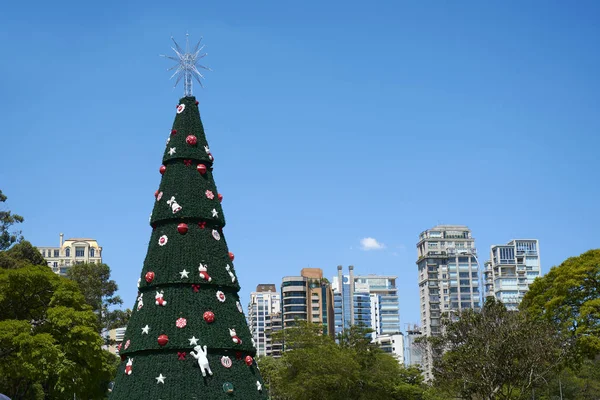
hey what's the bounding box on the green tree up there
[0,258,117,399]
[426,298,567,400]
[267,321,426,400]
[109,96,265,399]
[0,190,24,250]
[520,249,600,359]
[539,356,600,400]
[0,240,46,270]
[66,262,131,332]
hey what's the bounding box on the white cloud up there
[359,237,386,251]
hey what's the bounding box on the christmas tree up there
[109,36,266,399]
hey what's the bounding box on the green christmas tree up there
[109,37,266,399]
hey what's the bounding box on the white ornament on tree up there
[256,381,262,392]
[136,293,144,311]
[142,325,150,334]
[229,328,242,344]
[180,269,189,279]
[188,336,199,346]
[156,373,166,384]
[225,264,236,283]
[198,264,212,282]
[155,291,167,306]
[125,358,133,375]
[166,196,182,213]
[190,345,212,377]
[168,147,176,155]
[211,208,218,218]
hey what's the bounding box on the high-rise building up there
[404,324,423,367]
[247,284,282,357]
[281,268,335,337]
[416,225,481,380]
[332,266,401,343]
[484,239,541,310]
[372,333,405,363]
[37,233,102,275]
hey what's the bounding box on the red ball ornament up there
[145,271,155,283]
[154,190,159,198]
[171,129,177,135]
[228,252,235,261]
[218,193,223,203]
[186,135,197,146]
[157,334,169,346]
[159,165,166,175]
[245,355,254,366]
[197,164,207,175]
[177,223,188,235]
[195,100,199,105]
[203,311,215,323]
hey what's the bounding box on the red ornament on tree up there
[245,355,254,366]
[218,193,223,202]
[177,223,188,235]
[195,100,199,105]
[154,190,159,198]
[145,271,155,283]
[203,311,215,323]
[208,152,214,162]
[157,334,169,346]
[198,221,206,229]
[178,352,186,360]
[171,129,177,135]
[186,135,197,146]
[228,252,235,261]
[197,164,207,175]
[159,165,166,175]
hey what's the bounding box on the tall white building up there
[416,225,481,380]
[37,233,103,275]
[484,239,541,310]
[247,284,282,357]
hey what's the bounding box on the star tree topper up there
[161,34,211,96]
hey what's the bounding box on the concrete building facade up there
[281,268,335,337]
[416,225,481,380]
[484,239,541,310]
[37,233,102,275]
[247,284,283,357]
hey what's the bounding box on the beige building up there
[281,268,335,337]
[37,233,103,275]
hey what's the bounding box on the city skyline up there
[2,0,599,335]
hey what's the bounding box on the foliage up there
[426,298,568,400]
[520,249,600,359]
[538,356,600,400]
[0,241,47,269]
[66,262,131,332]
[0,190,24,250]
[263,321,427,400]
[0,249,117,399]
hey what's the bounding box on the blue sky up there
[1,0,599,329]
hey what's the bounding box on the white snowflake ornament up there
[158,235,168,246]
[216,290,226,302]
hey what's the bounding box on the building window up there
[54,250,59,257]
[75,247,85,257]
[65,248,70,257]
[53,262,58,268]
[90,248,95,257]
